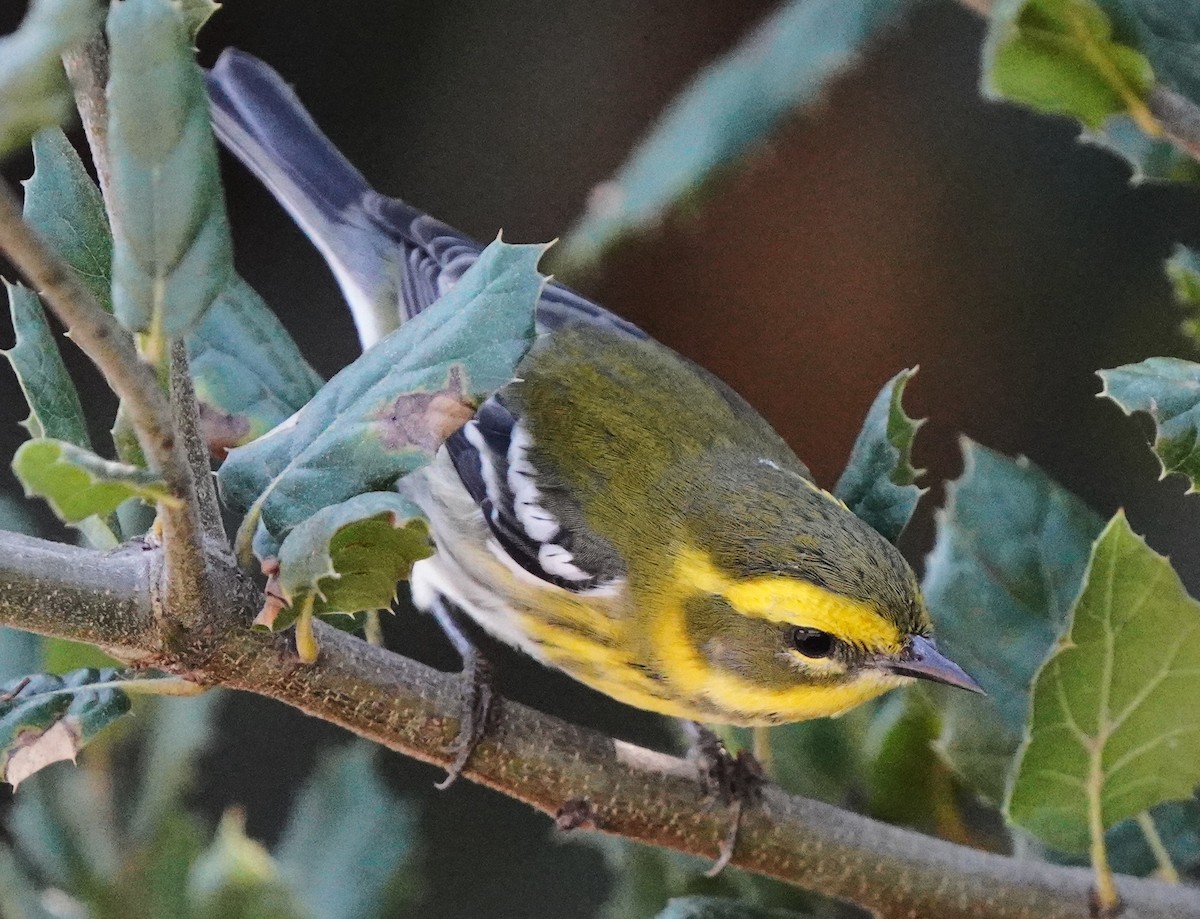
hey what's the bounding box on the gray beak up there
[881,635,985,694]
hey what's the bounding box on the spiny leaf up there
[3,281,90,447]
[923,440,1103,802]
[1081,116,1200,185]
[1098,357,1200,493]
[23,128,113,310]
[557,0,911,268]
[271,493,432,629]
[983,0,1155,131]
[0,0,99,159]
[275,742,419,919]
[13,438,176,525]
[179,0,220,38]
[1006,512,1200,853]
[219,238,547,558]
[107,0,233,353]
[0,668,132,789]
[833,367,925,543]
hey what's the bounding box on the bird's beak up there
[881,635,985,694]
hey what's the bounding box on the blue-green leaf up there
[1168,245,1200,349]
[276,742,419,919]
[0,0,99,159]
[558,0,911,267]
[106,0,233,354]
[1099,357,1200,493]
[833,368,924,543]
[188,811,308,919]
[3,281,90,448]
[0,668,132,789]
[654,898,811,919]
[219,238,546,557]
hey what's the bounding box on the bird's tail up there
[206,49,399,347]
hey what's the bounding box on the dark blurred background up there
[3,1,1200,916]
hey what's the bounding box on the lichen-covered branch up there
[0,529,1193,919]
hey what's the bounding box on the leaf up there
[922,440,1103,801]
[0,669,133,789]
[189,810,308,919]
[557,0,911,268]
[833,367,925,543]
[13,438,176,524]
[654,898,811,919]
[1081,116,1200,184]
[1167,245,1200,348]
[4,282,91,448]
[0,0,99,159]
[179,0,221,38]
[23,128,114,311]
[106,0,234,352]
[1006,512,1200,853]
[0,848,59,919]
[188,276,324,458]
[275,742,418,919]
[273,493,431,627]
[1099,0,1200,105]
[982,0,1155,131]
[1098,357,1200,492]
[219,238,547,556]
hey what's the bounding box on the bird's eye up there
[790,627,835,659]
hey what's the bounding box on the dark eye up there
[790,627,835,659]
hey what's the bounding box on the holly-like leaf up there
[1081,116,1200,185]
[106,0,233,355]
[0,0,99,158]
[923,441,1103,802]
[23,128,113,310]
[13,438,176,525]
[983,0,1155,130]
[219,238,547,557]
[0,669,133,789]
[188,277,324,458]
[271,493,431,629]
[833,368,925,543]
[1006,513,1200,854]
[179,0,220,38]
[1099,357,1200,492]
[4,281,90,448]
[557,0,911,268]
[275,742,419,919]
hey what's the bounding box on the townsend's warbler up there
[207,51,982,733]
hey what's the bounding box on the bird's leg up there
[682,722,765,876]
[429,596,496,790]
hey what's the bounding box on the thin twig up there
[61,34,115,212]
[0,180,209,631]
[169,340,229,557]
[0,529,1194,919]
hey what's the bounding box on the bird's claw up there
[685,724,765,876]
[435,652,495,790]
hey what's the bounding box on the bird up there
[205,50,982,801]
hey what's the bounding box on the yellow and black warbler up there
[207,51,982,739]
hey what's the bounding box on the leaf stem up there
[1087,740,1122,915]
[1135,811,1180,884]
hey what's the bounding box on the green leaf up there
[0,0,99,159]
[1167,245,1200,348]
[189,811,308,919]
[1098,357,1200,493]
[106,0,233,352]
[219,238,547,556]
[14,438,175,525]
[179,0,221,38]
[273,493,431,627]
[983,0,1155,130]
[4,282,91,448]
[1006,512,1200,853]
[0,668,133,789]
[557,0,911,268]
[0,848,58,919]
[188,276,324,457]
[275,742,418,919]
[923,440,1103,801]
[23,128,113,310]
[1081,116,1200,185]
[833,367,925,543]
[654,898,811,919]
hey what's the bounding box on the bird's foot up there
[685,723,765,876]
[435,650,496,790]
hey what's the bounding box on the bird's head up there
[666,454,982,725]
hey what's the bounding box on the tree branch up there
[0,180,210,629]
[0,530,1193,919]
[61,34,115,215]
